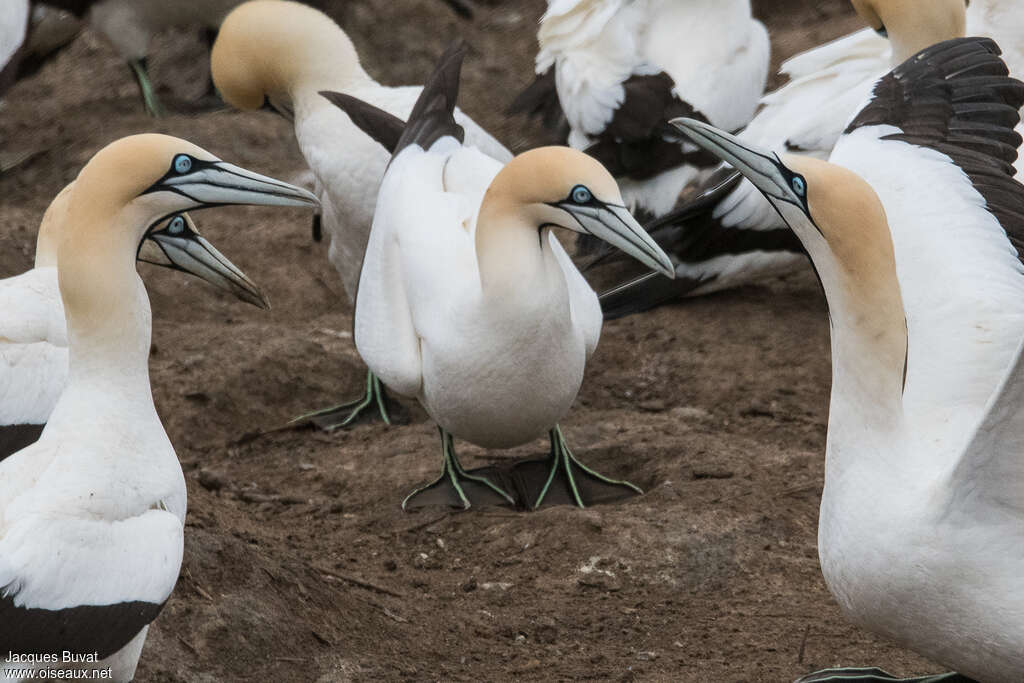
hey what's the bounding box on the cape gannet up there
[211,0,512,430]
[511,0,770,221]
[322,43,674,510]
[0,133,316,680]
[0,185,265,460]
[592,0,971,318]
[674,36,1024,682]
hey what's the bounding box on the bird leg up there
[796,668,976,683]
[295,369,402,431]
[530,425,642,510]
[402,428,516,510]
[129,58,166,118]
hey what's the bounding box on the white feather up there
[295,82,511,299]
[0,0,28,73]
[0,267,68,427]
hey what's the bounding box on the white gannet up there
[210,0,512,430]
[323,43,675,510]
[0,184,265,460]
[0,133,317,680]
[512,0,770,221]
[593,0,971,318]
[674,36,1024,682]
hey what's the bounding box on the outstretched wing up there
[833,38,1024,512]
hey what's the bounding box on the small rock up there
[639,399,665,412]
[462,577,478,592]
[412,553,441,570]
[197,468,227,492]
[670,406,710,420]
[328,502,345,514]
[383,559,397,572]
[514,633,526,645]
[636,651,658,661]
[535,617,557,644]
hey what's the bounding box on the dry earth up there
[0,1,944,680]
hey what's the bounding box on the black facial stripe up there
[141,156,219,195]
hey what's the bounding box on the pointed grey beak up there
[139,214,270,309]
[561,202,675,278]
[152,160,320,209]
[669,118,795,203]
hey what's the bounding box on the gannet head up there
[670,118,908,381]
[211,0,368,119]
[58,133,318,314]
[483,146,675,278]
[669,118,892,269]
[137,213,268,308]
[851,0,966,62]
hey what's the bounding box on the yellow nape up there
[782,153,907,374]
[211,0,367,112]
[34,182,75,269]
[483,146,621,208]
[851,0,965,63]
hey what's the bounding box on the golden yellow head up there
[779,154,893,271]
[70,134,217,220]
[485,146,622,209]
[479,146,674,278]
[851,0,966,63]
[211,0,366,112]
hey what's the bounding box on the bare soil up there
[0,1,941,680]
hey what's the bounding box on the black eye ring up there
[173,154,193,174]
[571,185,592,204]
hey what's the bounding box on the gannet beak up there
[138,214,270,309]
[558,201,675,279]
[146,159,319,209]
[669,118,803,209]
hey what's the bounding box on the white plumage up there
[356,142,598,448]
[675,36,1024,681]
[0,133,316,681]
[332,43,673,509]
[532,0,770,216]
[211,0,512,429]
[294,81,511,297]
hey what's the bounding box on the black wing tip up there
[318,90,406,155]
[393,40,468,156]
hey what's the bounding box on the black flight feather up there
[847,37,1024,262]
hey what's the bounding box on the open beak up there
[139,214,270,309]
[560,202,675,278]
[668,118,795,204]
[151,160,319,209]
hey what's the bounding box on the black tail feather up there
[393,41,467,155]
[319,41,468,159]
[319,90,405,154]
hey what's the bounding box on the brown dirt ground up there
[0,1,943,680]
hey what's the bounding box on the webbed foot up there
[403,429,516,510]
[293,370,406,431]
[512,425,642,510]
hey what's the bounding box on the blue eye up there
[168,216,185,234]
[571,185,592,204]
[792,176,806,196]
[173,155,192,174]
